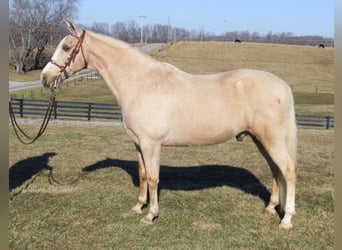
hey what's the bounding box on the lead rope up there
[10,169,86,201]
[48,169,85,186]
[10,170,45,201]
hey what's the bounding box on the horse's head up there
[41,19,88,89]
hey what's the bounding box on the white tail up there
[286,104,297,165]
[278,101,297,212]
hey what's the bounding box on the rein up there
[9,91,55,145]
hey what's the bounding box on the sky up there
[77,0,334,38]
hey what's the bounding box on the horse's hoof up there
[279,222,293,230]
[139,217,153,227]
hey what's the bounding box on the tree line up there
[85,21,334,47]
[9,0,334,73]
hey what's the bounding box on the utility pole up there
[200,26,204,42]
[224,19,228,41]
[139,15,146,44]
[167,16,171,43]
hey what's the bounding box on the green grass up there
[294,92,334,105]
[9,125,334,249]
[9,68,42,82]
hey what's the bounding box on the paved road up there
[9,69,95,92]
[137,43,166,53]
[9,79,42,92]
[9,43,166,92]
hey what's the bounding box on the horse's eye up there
[62,44,71,51]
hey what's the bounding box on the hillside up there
[153,41,334,94]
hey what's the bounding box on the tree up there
[225,31,239,41]
[171,27,190,42]
[152,24,169,43]
[91,22,110,35]
[126,20,140,43]
[9,0,80,73]
[111,22,128,41]
[238,30,250,42]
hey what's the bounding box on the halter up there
[50,30,87,89]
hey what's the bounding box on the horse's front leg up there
[131,144,148,214]
[139,140,161,226]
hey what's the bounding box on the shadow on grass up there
[82,158,271,206]
[9,152,57,191]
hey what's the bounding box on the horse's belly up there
[162,120,237,146]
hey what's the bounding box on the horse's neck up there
[85,32,155,106]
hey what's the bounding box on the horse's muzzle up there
[41,74,49,88]
[41,73,61,90]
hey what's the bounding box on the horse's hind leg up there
[131,144,148,214]
[251,134,296,229]
[277,155,296,229]
[264,142,296,229]
[250,135,280,215]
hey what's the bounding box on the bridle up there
[9,30,87,144]
[50,30,87,89]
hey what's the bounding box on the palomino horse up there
[41,19,297,229]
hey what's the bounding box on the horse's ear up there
[64,18,83,36]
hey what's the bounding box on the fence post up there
[325,116,331,129]
[19,99,23,117]
[54,101,58,119]
[87,103,92,120]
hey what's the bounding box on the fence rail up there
[295,114,334,129]
[10,98,122,122]
[9,98,334,129]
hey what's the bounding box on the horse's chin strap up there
[50,30,87,89]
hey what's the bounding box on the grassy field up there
[10,42,334,115]
[9,124,334,249]
[154,42,334,94]
[9,68,42,82]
